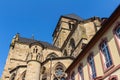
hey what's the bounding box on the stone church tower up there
[2,14,102,80]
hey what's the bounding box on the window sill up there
[104,64,114,73]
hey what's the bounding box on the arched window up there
[22,71,26,80]
[99,39,113,70]
[113,24,120,54]
[109,75,118,80]
[63,50,67,56]
[54,77,58,80]
[115,25,120,38]
[10,73,16,80]
[61,77,66,80]
[71,71,75,80]
[111,78,117,80]
[69,23,75,30]
[54,64,66,80]
[33,46,38,53]
[18,71,26,80]
[70,38,75,54]
[78,64,84,80]
[36,53,42,61]
[46,53,58,59]
[42,73,47,80]
[55,65,64,77]
[87,54,96,79]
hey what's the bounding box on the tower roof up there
[52,14,83,37]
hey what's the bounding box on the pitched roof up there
[62,14,83,21]
[17,37,60,51]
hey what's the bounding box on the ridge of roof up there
[17,36,60,51]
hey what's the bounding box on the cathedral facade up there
[2,5,120,80]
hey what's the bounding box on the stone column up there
[25,60,41,80]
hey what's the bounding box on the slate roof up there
[62,14,83,21]
[18,37,60,51]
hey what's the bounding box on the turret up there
[25,42,44,80]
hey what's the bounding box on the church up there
[2,5,120,80]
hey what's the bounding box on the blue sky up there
[0,0,119,77]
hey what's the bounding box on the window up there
[100,40,112,69]
[54,64,65,80]
[36,53,40,61]
[111,78,117,80]
[109,75,118,80]
[54,77,58,80]
[46,53,58,59]
[69,38,75,55]
[69,23,75,30]
[42,73,47,80]
[63,50,67,56]
[71,72,75,80]
[78,65,84,80]
[55,65,64,77]
[61,77,66,80]
[10,73,16,80]
[88,54,96,79]
[115,25,120,38]
[33,46,38,53]
[113,24,120,54]
[22,71,26,80]
[70,38,75,50]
